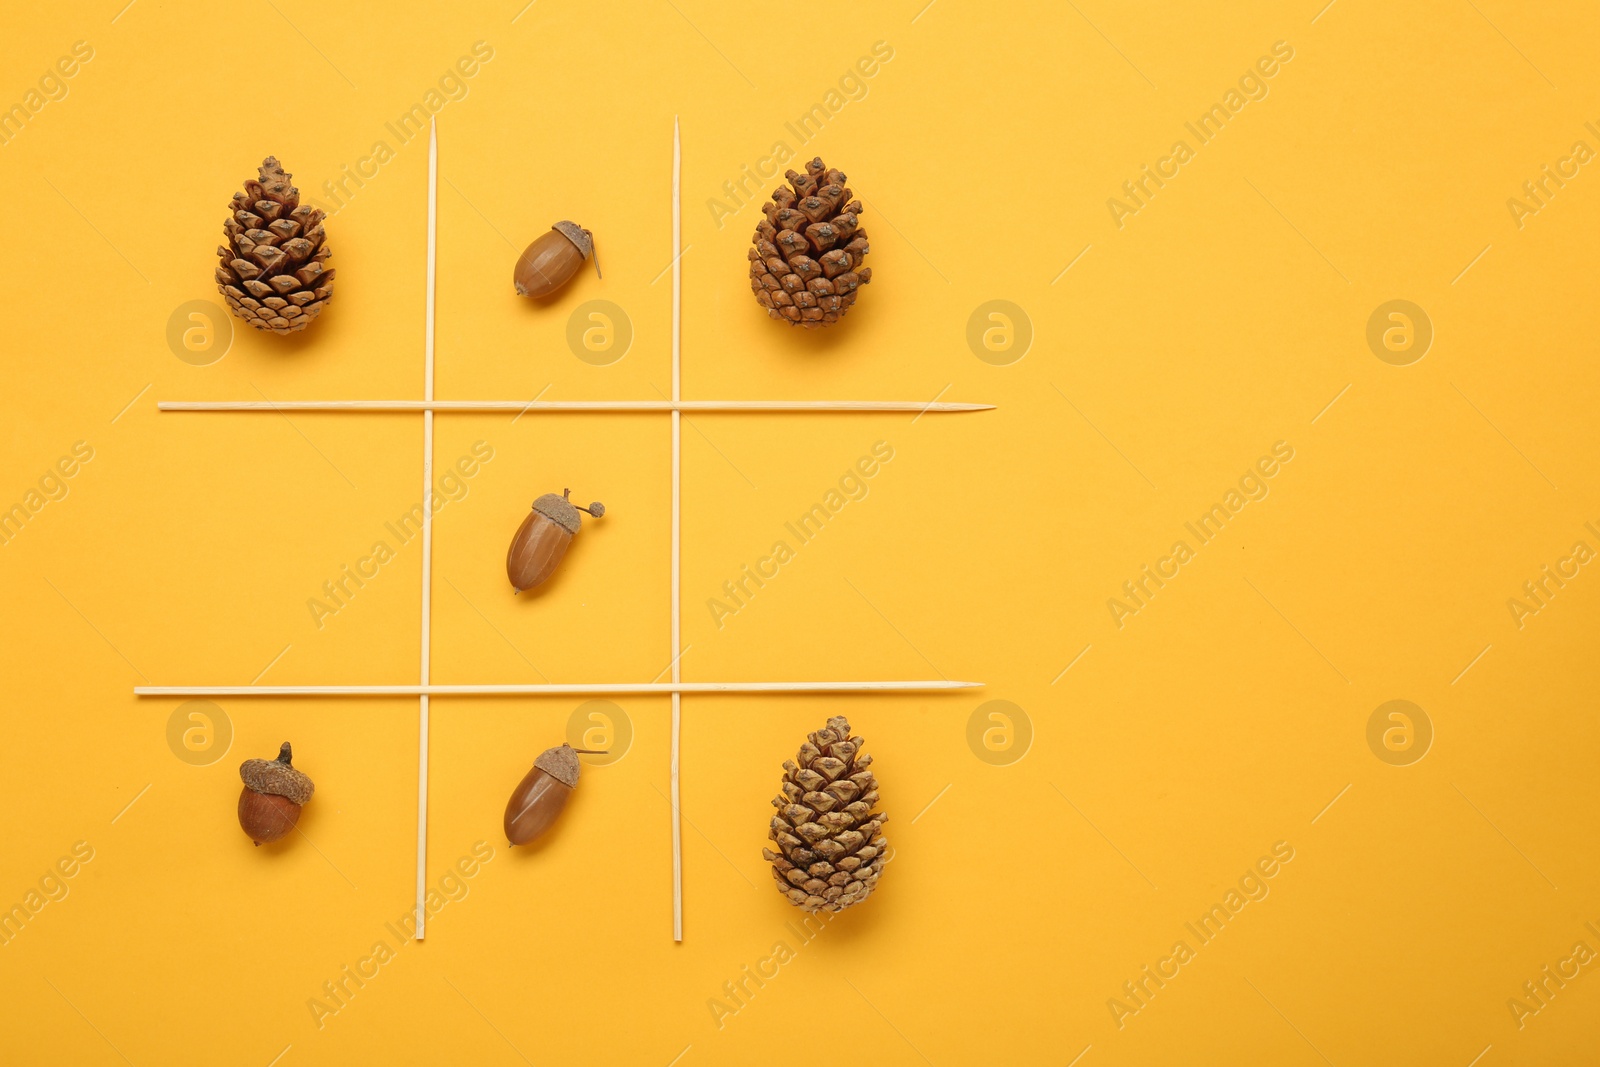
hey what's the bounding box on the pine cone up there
[216,157,334,335]
[748,157,871,329]
[763,715,888,913]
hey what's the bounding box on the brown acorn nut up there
[503,743,606,846]
[513,221,599,299]
[506,489,605,593]
[238,742,314,845]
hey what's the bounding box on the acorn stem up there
[276,742,293,766]
[571,749,610,755]
[563,488,603,517]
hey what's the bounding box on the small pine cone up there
[749,157,871,329]
[762,715,888,913]
[216,157,334,335]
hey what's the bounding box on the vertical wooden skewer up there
[670,116,684,944]
[416,117,438,941]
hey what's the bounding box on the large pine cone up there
[748,157,871,329]
[216,157,334,335]
[763,715,888,913]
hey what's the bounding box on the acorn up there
[504,743,605,846]
[506,489,605,593]
[513,221,599,299]
[238,742,314,845]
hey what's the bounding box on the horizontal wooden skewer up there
[135,681,981,697]
[158,399,994,413]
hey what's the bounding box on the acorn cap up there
[240,742,315,805]
[532,493,584,535]
[532,743,580,788]
[551,221,593,260]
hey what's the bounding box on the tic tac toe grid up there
[136,119,989,941]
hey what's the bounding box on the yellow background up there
[2,1,1598,1063]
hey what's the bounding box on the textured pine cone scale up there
[216,157,334,335]
[763,715,888,913]
[748,157,871,329]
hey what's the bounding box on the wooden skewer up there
[157,399,994,413]
[133,681,983,697]
[670,115,684,945]
[416,117,438,941]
